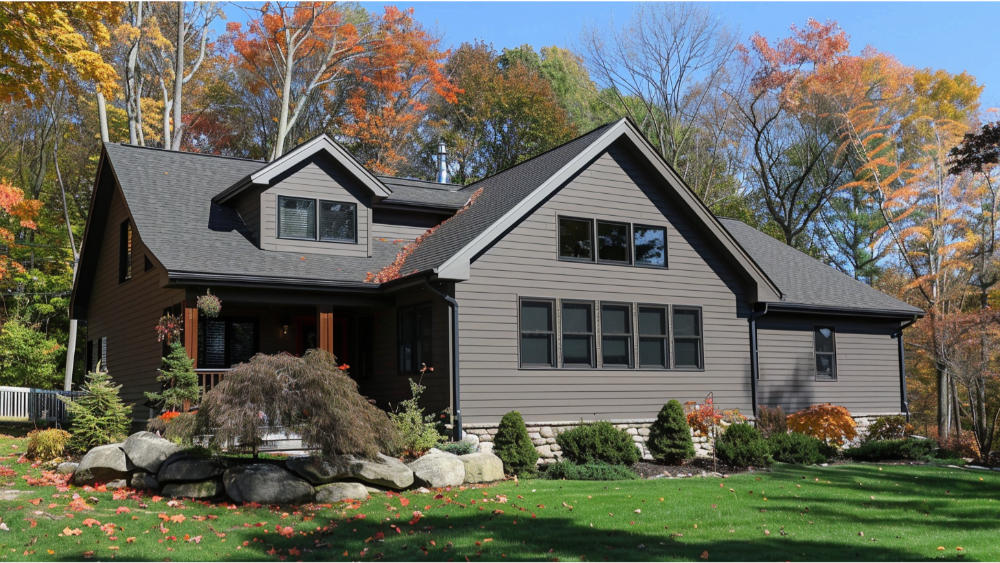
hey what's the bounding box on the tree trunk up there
[97,92,110,143]
[271,50,296,161]
[937,362,950,437]
[170,1,185,151]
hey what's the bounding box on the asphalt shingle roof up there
[718,218,923,315]
[103,144,399,286]
[378,176,471,210]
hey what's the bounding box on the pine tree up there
[61,367,134,452]
[647,399,695,464]
[146,342,200,412]
[493,410,539,476]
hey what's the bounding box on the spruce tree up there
[61,368,133,452]
[493,410,539,476]
[647,399,695,464]
[146,342,200,412]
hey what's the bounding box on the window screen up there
[597,221,630,263]
[520,300,555,367]
[561,302,595,367]
[559,217,593,260]
[815,326,837,380]
[634,225,666,267]
[638,306,669,368]
[319,201,357,242]
[672,308,702,369]
[278,196,316,240]
[601,303,632,367]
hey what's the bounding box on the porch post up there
[182,301,198,368]
[318,305,334,355]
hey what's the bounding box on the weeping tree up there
[197,349,399,459]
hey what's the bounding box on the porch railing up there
[196,369,230,395]
[0,386,84,423]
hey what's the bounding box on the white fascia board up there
[249,135,392,198]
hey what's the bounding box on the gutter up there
[748,303,769,418]
[763,302,926,319]
[892,316,920,420]
[424,281,462,441]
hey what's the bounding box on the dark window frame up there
[557,216,596,263]
[276,195,317,241]
[633,224,669,269]
[560,299,596,369]
[596,220,632,265]
[397,302,433,374]
[197,316,260,369]
[119,220,132,283]
[600,302,633,368]
[637,303,670,370]
[814,325,838,381]
[671,306,704,370]
[318,199,358,243]
[518,298,557,368]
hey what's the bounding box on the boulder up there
[106,479,128,490]
[479,442,494,455]
[287,454,413,490]
[131,471,160,491]
[458,452,504,484]
[123,432,182,473]
[56,462,79,476]
[162,479,223,499]
[315,482,369,504]
[407,452,465,488]
[461,433,480,447]
[158,454,226,483]
[74,444,133,486]
[223,464,314,505]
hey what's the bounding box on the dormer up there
[214,135,392,258]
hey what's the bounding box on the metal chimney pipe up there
[436,141,449,184]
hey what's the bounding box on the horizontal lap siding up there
[756,314,902,415]
[87,185,184,415]
[371,222,428,241]
[260,158,371,257]
[456,146,752,425]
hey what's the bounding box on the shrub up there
[438,441,475,455]
[61,369,133,452]
[493,411,539,476]
[768,432,827,465]
[756,405,787,439]
[715,423,772,468]
[647,400,694,464]
[26,428,72,462]
[787,404,857,447]
[543,461,638,481]
[147,416,167,435]
[198,349,399,459]
[163,412,199,446]
[0,319,62,389]
[556,421,639,466]
[390,378,445,456]
[844,438,938,461]
[864,415,911,442]
[145,342,200,412]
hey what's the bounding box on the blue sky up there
[222,2,1000,107]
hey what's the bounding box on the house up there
[70,118,923,456]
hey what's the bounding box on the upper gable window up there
[634,225,667,267]
[597,220,630,263]
[119,220,132,283]
[558,217,593,261]
[278,196,357,244]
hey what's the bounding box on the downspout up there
[748,303,769,419]
[425,281,462,441]
[893,316,919,422]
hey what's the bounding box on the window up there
[119,220,132,283]
[198,318,259,369]
[277,196,316,240]
[814,326,837,380]
[398,304,432,373]
[638,306,669,368]
[601,303,632,367]
[319,200,357,242]
[634,225,667,267]
[520,300,555,367]
[558,217,593,261]
[672,307,702,369]
[597,220,630,263]
[561,301,595,367]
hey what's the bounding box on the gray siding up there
[260,157,372,257]
[234,185,265,243]
[372,209,444,241]
[756,314,902,415]
[455,145,754,425]
[86,185,185,413]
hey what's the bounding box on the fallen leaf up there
[700,551,709,560]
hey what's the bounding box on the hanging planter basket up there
[197,289,222,318]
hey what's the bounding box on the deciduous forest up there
[1,2,997,458]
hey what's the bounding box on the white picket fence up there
[0,386,80,422]
[0,386,30,419]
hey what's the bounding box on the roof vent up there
[436,141,449,184]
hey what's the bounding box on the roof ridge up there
[111,142,267,164]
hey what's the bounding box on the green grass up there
[1,432,998,562]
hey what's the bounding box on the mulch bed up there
[631,457,768,479]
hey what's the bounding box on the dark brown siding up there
[86,185,184,416]
[455,145,753,425]
[756,313,902,415]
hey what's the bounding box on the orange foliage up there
[0,181,42,281]
[786,404,857,447]
[685,397,746,435]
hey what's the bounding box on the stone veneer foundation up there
[462,415,888,464]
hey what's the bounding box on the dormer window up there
[278,196,357,244]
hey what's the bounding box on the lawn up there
[0,432,998,562]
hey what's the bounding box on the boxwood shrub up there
[542,461,638,481]
[715,423,772,468]
[844,438,938,461]
[556,421,639,466]
[767,431,827,465]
